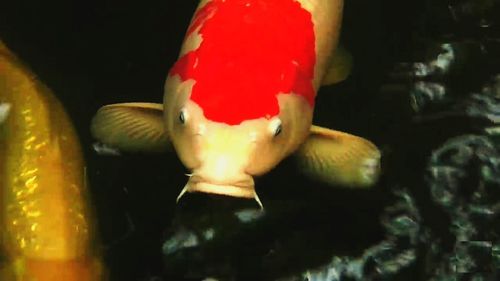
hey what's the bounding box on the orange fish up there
[0,40,106,280]
[91,0,381,207]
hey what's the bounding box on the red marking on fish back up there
[170,0,316,125]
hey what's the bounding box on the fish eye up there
[269,118,282,137]
[274,124,282,136]
[179,108,188,124]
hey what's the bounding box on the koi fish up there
[0,40,105,280]
[91,0,381,207]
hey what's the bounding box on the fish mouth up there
[176,175,264,208]
[186,182,255,198]
[181,175,255,198]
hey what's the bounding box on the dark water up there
[1,0,499,280]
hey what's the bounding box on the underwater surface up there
[1,0,499,280]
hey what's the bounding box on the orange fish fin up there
[294,125,381,188]
[321,45,353,86]
[90,102,170,153]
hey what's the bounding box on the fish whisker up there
[254,192,264,210]
[176,184,190,203]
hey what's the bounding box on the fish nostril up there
[249,132,258,143]
[196,124,206,136]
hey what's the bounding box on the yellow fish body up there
[0,41,105,280]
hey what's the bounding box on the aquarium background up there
[1,0,499,280]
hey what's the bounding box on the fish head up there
[164,76,313,199]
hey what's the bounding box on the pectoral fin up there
[295,125,381,188]
[321,46,353,86]
[90,102,170,153]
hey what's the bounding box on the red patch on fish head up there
[170,0,316,125]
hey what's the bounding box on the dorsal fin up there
[321,45,353,86]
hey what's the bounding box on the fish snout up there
[185,172,256,199]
